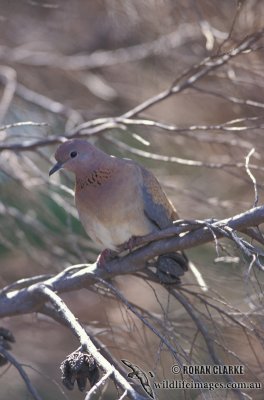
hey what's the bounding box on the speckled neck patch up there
[77,168,113,189]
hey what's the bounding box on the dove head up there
[49,139,108,177]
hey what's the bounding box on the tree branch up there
[0,347,43,400]
[0,205,263,319]
[34,284,148,400]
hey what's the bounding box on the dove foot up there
[120,236,142,253]
[96,249,118,267]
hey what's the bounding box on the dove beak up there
[49,161,63,176]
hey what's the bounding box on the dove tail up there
[156,252,188,284]
[156,252,208,291]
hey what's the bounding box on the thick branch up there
[0,206,263,319]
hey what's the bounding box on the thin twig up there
[0,121,48,131]
[245,148,259,208]
[0,346,43,400]
[169,289,247,400]
[85,368,114,400]
[40,303,145,394]
[95,277,192,366]
[0,66,17,123]
[0,25,199,70]
[35,284,148,400]
[106,136,264,171]
[121,30,264,119]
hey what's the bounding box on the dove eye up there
[70,151,78,158]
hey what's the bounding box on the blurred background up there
[0,0,264,399]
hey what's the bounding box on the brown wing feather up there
[141,166,179,229]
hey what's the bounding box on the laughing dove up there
[49,139,197,283]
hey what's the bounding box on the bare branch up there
[245,148,259,208]
[122,29,264,119]
[0,206,263,319]
[34,284,148,400]
[0,66,16,123]
[0,30,263,166]
[0,347,43,400]
[168,289,247,400]
[0,121,48,131]
[84,369,113,400]
[0,4,263,400]
[0,25,199,70]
